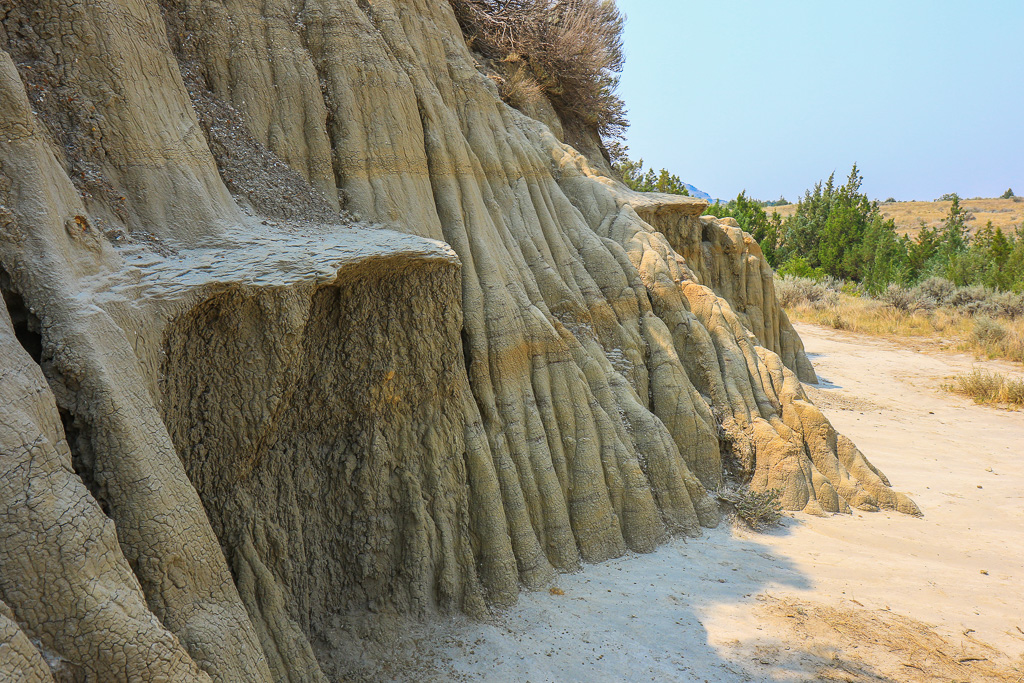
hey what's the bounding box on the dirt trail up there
[392,323,1024,682]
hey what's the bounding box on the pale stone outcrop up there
[0,1,917,679]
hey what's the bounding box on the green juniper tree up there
[706,191,782,265]
[613,157,689,195]
[609,159,1024,292]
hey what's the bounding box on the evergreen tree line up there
[614,157,690,195]
[703,165,1024,294]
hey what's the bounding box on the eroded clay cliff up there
[0,1,917,680]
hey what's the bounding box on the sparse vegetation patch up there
[718,487,784,531]
[778,275,1024,364]
[943,369,1024,408]
[630,161,1024,295]
[614,157,690,195]
[449,0,627,143]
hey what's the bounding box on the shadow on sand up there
[358,516,927,682]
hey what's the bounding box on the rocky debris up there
[183,66,347,225]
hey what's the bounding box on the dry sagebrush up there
[717,487,784,531]
[448,0,628,141]
[944,369,1024,407]
[776,275,1024,364]
[774,276,839,310]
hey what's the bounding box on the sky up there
[613,0,1023,202]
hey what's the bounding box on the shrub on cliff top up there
[449,0,628,142]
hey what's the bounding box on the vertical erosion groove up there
[0,1,922,679]
[160,256,505,680]
[0,275,106,517]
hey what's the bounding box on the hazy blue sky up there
[614,0,1023,202]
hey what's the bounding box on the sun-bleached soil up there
[380,323,1024,682]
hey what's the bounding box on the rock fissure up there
[0,278,117,525]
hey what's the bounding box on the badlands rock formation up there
[0,0,918,679]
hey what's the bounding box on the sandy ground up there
[381,323,1024,682]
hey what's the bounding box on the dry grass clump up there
[968,317,1024,363]
[944,369,1024,407]
[717,487,783,531]
[820,310,850,330]
[736,489,783,530]
[448,0,627,140]
[493,63,545,109]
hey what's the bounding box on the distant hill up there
[681,183,729,205]
[766,197,1024,238]
[682,183,711,201]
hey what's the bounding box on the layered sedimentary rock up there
[0,1,918,680]
[628,195,817,381]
